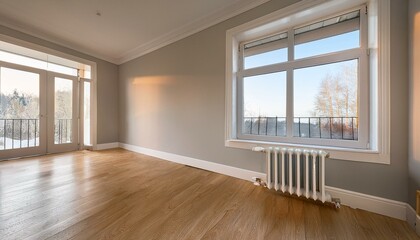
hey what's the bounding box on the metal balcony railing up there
[0,119,39,150]
[243,116,358,140]
[54,119,72,144]
[0,118,72,150]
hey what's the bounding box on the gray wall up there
[118,0,302,173]
[119,0,410,202]
[408,0,420,209]
[327,0,409,202]
[0,25,119,144]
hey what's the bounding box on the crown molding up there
[115,0,271,64]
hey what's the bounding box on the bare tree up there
[313,63,357,118]
[55,90,72,119]
[1,90,40,141]
[2,90,39,119]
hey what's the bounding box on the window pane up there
[295,31,359,59]
[0,67,40,150]
[244,48,288,69]
[293,60,358,140]
[0,50,47,70]
[47,63,78,76]
[243,72,286,136]
[0,43,88,78]
[84,81,91,146]
[244,32,288,69]
[54,77,73,144]
[294,10,360,60]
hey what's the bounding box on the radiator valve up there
[252,177,267,187]
[332,198,341,208]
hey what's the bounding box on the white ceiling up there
[0,0,270,64]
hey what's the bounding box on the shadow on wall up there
[412,13,420,163]
[410,12,420,208]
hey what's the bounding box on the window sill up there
[225,139,390,164]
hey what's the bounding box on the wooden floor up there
[0,149,418,240]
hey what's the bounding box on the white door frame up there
[47,73,79,154]
[0,61,47,159]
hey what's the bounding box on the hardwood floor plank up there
[56,169,211,239]
[0,149,417,240]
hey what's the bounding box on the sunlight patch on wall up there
[131,76,173,114]
[129,76,175,147]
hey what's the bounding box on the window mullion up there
[237,44,245,139]
[358,4,370,148]
[286,28,294,138]
[239,49,360,78]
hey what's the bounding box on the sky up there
[0,67,73,96]
[0,49,78,97]
[243,30,359,118]
[0,67,39,96]
[55,77,73,92]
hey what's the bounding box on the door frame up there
[47,73,79,154]
[0,61,47,159]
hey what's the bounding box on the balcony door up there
[47,73,78,153]
[0,64,80,159]
[0,62,47,159]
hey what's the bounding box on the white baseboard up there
[418,214,420,236]
[117,142,417,232]
[325,186,407,221]
[119,143,266,182]
[96,142,119,150]
[406,205,420,235]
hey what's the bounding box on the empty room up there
[0,0,419,239]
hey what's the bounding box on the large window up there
[237,8,368,149]
[0,37,96,157]
[0,40,91,79]
[226,0,391,163]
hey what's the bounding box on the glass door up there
[0,63,47,159]
[47,73,78,153]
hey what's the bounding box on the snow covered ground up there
[0,137,39,150]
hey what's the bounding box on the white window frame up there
[237,6,368,149]
[0,34,98,150]
[225,0,390,164]
[80,77,93,149]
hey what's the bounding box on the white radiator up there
[252,146,332,203]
